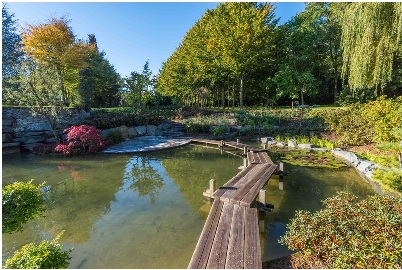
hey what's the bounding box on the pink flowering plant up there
[55,125,106,155]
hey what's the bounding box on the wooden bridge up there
[188,138,278,269]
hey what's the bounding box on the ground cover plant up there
[279,192,402,269]
[270,148,347,169]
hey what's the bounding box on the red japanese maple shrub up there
[55,125,105,155]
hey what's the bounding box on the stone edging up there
[261,137,386,195]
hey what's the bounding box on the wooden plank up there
[260,152,273,164]
[211,164,256,199]
[206,203,234,269]
[188,200,223,269]
[240,164,277,207]
[244,208,261,269]
[225,204,245,269]
[229,164,270,204]
[220,165,263,203]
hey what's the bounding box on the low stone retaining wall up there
[2,108,185,154]
[2,108,91,152]
[261,137,384,194]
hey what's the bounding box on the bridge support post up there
[279,162,284,190]
[210,179,215,195]
[258,189,266,204]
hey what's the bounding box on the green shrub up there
[373,168,402,193]
[324,96,402,146]
[4,233,72,269]
[2,180,45,234]
[105,129,123,144]
[279,192,402,269]
[212,125,227,136]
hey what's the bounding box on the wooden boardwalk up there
[189,139,277,269]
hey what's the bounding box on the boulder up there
[146,125,163,136]
[332,149,360,166]
[116,125,129,138]
[128,127,138,137]
[26,136,46,144]
[288,139,297,148]
[276,142,287,147]
[298,143,313,150]
[2,133,13,143]
[102,128,116,139]
[2,126,15,133]
[356,160,376,174]
[261,137,274,144]
[2,117,16,126]
[26,122,52,132]
[135,126,147,135]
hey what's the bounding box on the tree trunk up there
[232,84,235,109]
[240,76,244,108]
[221,87,225,110]
[300,88,304,106]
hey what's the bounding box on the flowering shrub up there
[55,125,105,155]
[279,192,402,269]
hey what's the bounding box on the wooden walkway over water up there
[188,138,278,269]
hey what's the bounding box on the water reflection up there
[123,156,164,204]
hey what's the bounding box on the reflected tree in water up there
[124,156,164,204]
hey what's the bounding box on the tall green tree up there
[340,3,402,93]
[2,4,23,97]
[125,60,154,107]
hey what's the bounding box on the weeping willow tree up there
[340,3,402,94]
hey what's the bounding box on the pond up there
[2,144,374,268]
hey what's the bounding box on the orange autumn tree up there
[21,17,94,105]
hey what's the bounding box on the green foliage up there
[212,125,227,136]
[280,192,402,269]
[2,180,45,234]
[373,168,402,193]
[4,59,66,142]
[86,107,175,129]
[4,233,72,269]
[105,129,123,144]
[183,115,230,134]
[324,96,402,145]
[2,3,23,93]
[340,3,402,92]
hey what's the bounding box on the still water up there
[2,145,374,268]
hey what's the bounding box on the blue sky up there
[5,2,305,78]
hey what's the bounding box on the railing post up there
[237,138,240,144]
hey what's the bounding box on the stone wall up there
[2,108,90,152]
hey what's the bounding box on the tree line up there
[3,3,402,111]
[157,2,402,107]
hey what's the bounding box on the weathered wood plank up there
[260,152,273,164]
[225,204,245,269]
[211,164,256,199]
[240,164,277,207]
[188,200,223,269]
[219,165,262,203]
[206,203,234,269]
[244,207,261,269]
[229,164,270,204]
